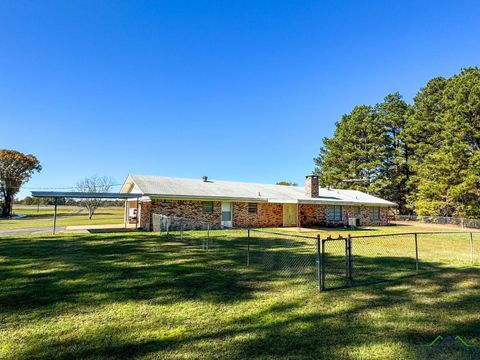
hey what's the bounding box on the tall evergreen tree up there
[413,68,480,217]
[373,93,411,213]
[314,67,480,217]
[314,105,386,193]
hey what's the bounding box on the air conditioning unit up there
[348,218,359,227]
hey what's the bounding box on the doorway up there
[283,204,297,226]
[221,202,233,227]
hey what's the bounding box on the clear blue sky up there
[1,1,479,199]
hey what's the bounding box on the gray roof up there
[121,175,396,207]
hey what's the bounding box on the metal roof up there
[120,175,396,207]
[31,191,142,199]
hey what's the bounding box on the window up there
[202,201,213,214]
[327,205,342,221]
[370,207,380,220]
[353,206,361,217]
[248,203,258,214]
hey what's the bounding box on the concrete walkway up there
[65,224,135,233]
[0,226,66,236]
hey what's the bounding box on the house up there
[120,175,396,229]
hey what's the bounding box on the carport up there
[31,191,142,234]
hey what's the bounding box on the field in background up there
[0,206,124,230]
[274,222,480,237]
[0,229,479,359]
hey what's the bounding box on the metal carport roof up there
[30,191,143,234]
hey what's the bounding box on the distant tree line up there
[314,67,480,218]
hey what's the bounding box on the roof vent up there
[202,176,208,182]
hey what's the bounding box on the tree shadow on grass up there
[0,233,255,318]
[9,267,480,360]
[2,233,480,359]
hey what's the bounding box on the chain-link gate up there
[319,236,350,290]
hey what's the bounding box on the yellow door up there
[283,204,297,226]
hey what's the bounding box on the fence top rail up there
[349,231,477,239]
[249,229,318,240]
[322,237,347,243]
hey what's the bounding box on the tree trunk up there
[88,207,93,220]
[1,193,12,217]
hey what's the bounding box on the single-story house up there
[120,175,396,229]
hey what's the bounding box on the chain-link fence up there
[339,231,480,289]
[152,213,212,248]
[248,229,318,286]
[152,213,480,291]
[394,214,480,229]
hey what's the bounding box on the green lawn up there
[0,206,124,230]
[1,227,479,359]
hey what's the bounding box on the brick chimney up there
[305,175,319,198]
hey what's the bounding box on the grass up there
[1,225,479,359]
[0,206,124,230]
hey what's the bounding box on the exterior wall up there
[139,201,151,229]
[300,204,390,227]
[232,202,283,228]
[299,204,327,227]
[149,199,222,229]
[141,198,390,230]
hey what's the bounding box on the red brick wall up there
[139,201,151,229]
[299,204,389,227]
[149,199,222,228]
[232,202,283,228]
[141,199,390,230]
[299,204,327,227]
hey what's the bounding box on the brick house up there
[120,175,396,230]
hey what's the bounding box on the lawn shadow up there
[0,233,255,318]
[2,232,480,359]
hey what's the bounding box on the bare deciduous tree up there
[76,175,115,219]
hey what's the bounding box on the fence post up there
[180,218,184,242]
[414,233,419,274]
[247,228,251,266]
[347,234,353,287]
[470,232,474,264]
[206,223,210,250]
[316,235,321,290]
[321,239,326,291]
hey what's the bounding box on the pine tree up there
[314,105,387,193]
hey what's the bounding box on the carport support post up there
[52,197,58,235]
[124,199,127,229]
[135,197,139,229]
[414,233,419,274]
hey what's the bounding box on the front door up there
[283,204,298,226]
[221,202,233,228]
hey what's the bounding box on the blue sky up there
[1,1,479,199]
